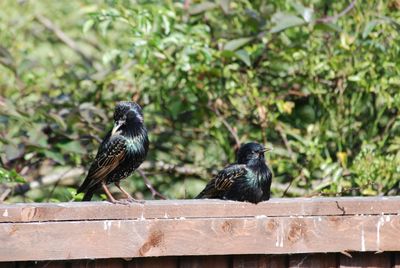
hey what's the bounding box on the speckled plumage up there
[196,142,272,204]
[77,102,149,202]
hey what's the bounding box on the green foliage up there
[0,0,399,202]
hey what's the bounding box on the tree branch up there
[35,14,93,67]
[137,169,167,200]
[208,103,241,149]
[315,0,357,24]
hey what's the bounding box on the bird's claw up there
[109,199,139,205]
[111,199,131,205]
[112,198,145,205]
[127,198,145,204]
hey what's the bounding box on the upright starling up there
[196,142,272,204]
[77,101,149,203]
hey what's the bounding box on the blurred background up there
[0,0,399,202]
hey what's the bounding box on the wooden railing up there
[1,197,400,267]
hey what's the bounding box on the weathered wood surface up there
[3,253,399,268]
[1,197,400,223]
[0,197,400,262]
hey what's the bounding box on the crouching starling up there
[77,101,149,203]
[196,142,272,204]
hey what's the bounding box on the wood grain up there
[394,253,400,268]
[179,255,230,268]
[1,197,400,223]
[339,252,391,268]
[232,255,287,268]
[1,215,399,261]
[289,254,337,268]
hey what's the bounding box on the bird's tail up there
[195,183,216,199]
[77,180,96,201]
[81,189,94,201]
[194,192,203,199]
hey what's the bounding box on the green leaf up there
[0,45,16,73]
[235,50,251,66]
[48,113,67,131]
[224,37,253,51]
[161,15,170,35]
[270,12,305,33]
[220,50,236,58]
[43,151,66,165]
[99,20,111,36]
[83,19,94,33]
[362,20,379,38]
[57,141,86,154]
[189,2,218,15]
[291,2,314,23]
[219,0,230,14]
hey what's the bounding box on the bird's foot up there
[109,199,131,205]
[109,199,144,205]
[127,198,145,204]
[116,198,145,204]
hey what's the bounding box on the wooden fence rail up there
[1,197,400,267]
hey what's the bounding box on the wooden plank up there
[1,197,400,223]
[93,259,125,268]
[339,252,391,267]
[127,257,177,268]
[232,255,287,268]
[289,254,337,268]
[1,215,399,261]
[394,253,400,268]
[179,255,230,268]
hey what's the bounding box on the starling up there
[77,101,149,203]
[196,142,272,204]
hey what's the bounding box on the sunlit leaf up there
[224,37,253,51]
[270,12,305,33]
[189,2,218,15]
[234,50,251,66]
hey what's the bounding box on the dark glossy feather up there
[196,164,247,199]
[78,135,127,193]
[215,164,247,190]
[77,102,149,201]
[196,142,272,203]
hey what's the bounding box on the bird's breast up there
[125,134,147,154]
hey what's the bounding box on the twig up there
[306,180,378,197]
[184,0,191,10]
[275,124,296,162]
[0,188,11,203]
[3,167,85,199]
[208,103,241,148]
[282,170,305,197]
[272,181,307,196]
[2,161,309,199]
[2,161,205,199]
[137,169,167,200]
[282,178,294,197]
[35,14,93,67]
[140,161,207,177]
[46,168,77,202]
[315,0,357,24]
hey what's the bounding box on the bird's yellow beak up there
[260,147,273,153]
[111,120,124,136]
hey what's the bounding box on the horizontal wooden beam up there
[1,197,400,261]
[1,197,400,223]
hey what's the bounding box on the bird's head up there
[112,101,144,135]
[236,142,272,164]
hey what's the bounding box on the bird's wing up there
[81,135,127,191]
[214,164,247,191]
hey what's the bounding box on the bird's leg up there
[101,182,119,204]
[114,182,144,203]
